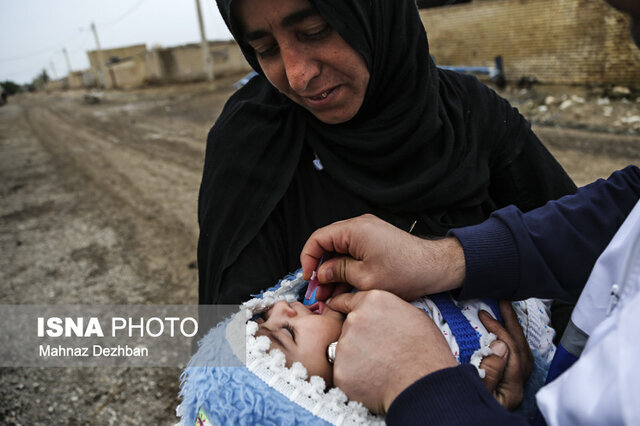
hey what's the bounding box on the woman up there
[198,0,576,305]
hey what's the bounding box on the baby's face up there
[256,301,345,386]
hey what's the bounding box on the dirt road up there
[0,81,230,425]
[1,78,639,424]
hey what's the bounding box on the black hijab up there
[198,0,529,303]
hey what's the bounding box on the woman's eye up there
[256,45,279,59]
[302,24,331,40]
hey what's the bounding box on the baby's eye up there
[283,323,296,341]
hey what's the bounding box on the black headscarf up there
[198,0,529,303]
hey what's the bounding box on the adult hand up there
[327,290,457,414]
[300,214,465,301]
[477,301,534,410]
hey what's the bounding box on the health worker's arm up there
[452,165,640,302]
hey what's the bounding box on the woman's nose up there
[280,45,320,92]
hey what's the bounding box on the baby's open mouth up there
[307,301,325,315]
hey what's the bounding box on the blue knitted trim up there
[250,270,308,321]
[430,292,481,364]
[251,270,307,299]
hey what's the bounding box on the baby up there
[179,273,555,426]
[253,286,555,392]
[255,299,344,386]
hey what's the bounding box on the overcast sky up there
[1,0,233,84]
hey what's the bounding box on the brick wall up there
[419,0,640,86]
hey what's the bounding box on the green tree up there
[0,80,23,95]
[30,69,50,91]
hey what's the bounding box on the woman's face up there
[235,0,370,124]
[255,300,344,386]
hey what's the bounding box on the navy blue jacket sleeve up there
[386,365,527,425]
[450,165,640,302]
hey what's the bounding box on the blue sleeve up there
[386,365,527,425]
[450,165,640,302]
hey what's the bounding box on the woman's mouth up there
[307,87,339,104]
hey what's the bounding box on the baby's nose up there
[272,300,298,318]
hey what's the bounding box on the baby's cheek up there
[304,355,333,389]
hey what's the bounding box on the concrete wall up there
[67,72,85,90]
[87,44,147,70]
[45,79,66,91]
[82,71,98,88]
[87,44,147,89]
[211,41,252,76]
[146,40,251,84]
[420,0,640,86]
[72,40,250,89]
[109,57,148,89]
[160,44,208,82]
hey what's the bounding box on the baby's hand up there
[478,301,533,410]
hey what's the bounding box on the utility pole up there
[50,61,58,80]
[90,22,108,88]
[195,0,214,81]
[62,47,73,74]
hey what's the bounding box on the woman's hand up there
[300,214,465,301]
[477,301,534,410]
